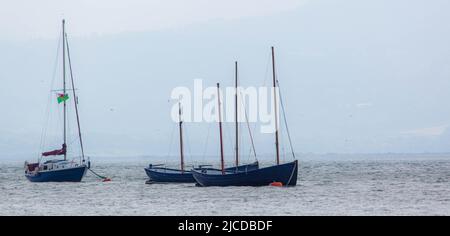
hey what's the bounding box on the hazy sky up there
[1,0,450,160]
[0,0,307,39]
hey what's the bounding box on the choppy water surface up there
[1,156,449,215]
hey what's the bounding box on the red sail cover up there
[42,144,66,156]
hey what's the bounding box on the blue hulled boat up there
[145,101,259,183]
[24,20,91,183]
[145,165,194,183]
[25,160,87,182]
[192,48,299,187]
[192,160,297,187]
[145,162,259,183]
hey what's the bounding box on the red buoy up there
[270,182,283,187]
[102,178,111,182]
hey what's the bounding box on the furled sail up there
[42,144,66,156]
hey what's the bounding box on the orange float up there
[270,182,283,187]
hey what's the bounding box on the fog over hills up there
[1,0,450,160]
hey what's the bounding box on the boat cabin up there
[25,160,80,174]
[41,160,80,171]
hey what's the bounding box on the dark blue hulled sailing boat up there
[144,163,259,183]
[145,163,259,183]
[145,63,260,183]
[192,160,298,187]
[144,102,258,183]
[25,20,89,182]
[192,47,298,187]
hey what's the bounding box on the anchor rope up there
[88,167,108,180]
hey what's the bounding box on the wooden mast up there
[271,46,280,165]
[217,83,225,174]
[234,61,239,167]
[178,102,185,173]
[62,19,67,161]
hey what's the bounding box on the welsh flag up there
[57,93,69,104]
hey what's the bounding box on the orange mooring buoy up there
[270,182,283,187]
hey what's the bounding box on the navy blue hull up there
[192,160,298,187]
[25,165,87,182]
[144,167,195,183]
[145,162,259,183]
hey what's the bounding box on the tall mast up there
[271,46,280,165]
[62,19,67,161]
[217,83,225,174]
[234,61,239,167]
[178,102,185,173]
[65,31,85,163]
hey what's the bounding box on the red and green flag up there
[57,93,69,104]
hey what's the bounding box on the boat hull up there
[25,165,87,182]
[144,167,195,183]
[192,160,298,187]
[144,162,259,183]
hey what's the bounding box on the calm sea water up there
[1,155,449,215]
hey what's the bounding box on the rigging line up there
[65,34,85,162]
[67,105,70,141]
[39,90,53,157]
[201,122,211,161]
[211,126,220,168]
[62,20,67,161]
[245,134,253,162]
[249,119,258,158]
[39,92,53,163]
[277,105,284,162]
[239,90,257,160]
[224,121,234,161]
[54,95,63,147]
[166,122,176,163]
[277,80,296,159]
[238,116,242,159]
[242,95,259,159]
[39,31,62,162]
[238,99,253,161]
[68,136,78,146]
[280,121,286,162]
[240,125,250,163]
[183,121,193,163]
[237,96,249,163]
